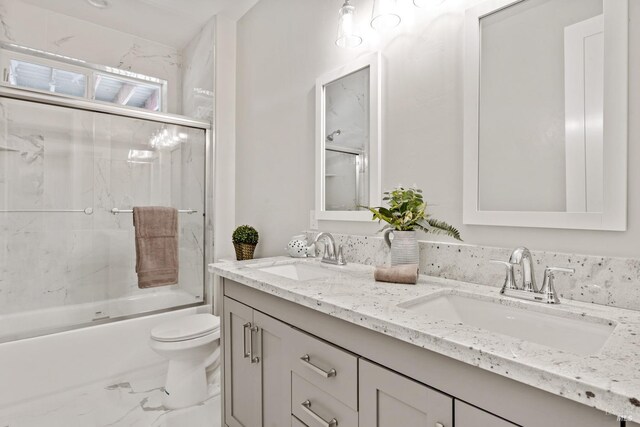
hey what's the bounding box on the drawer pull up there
[301,400,337,427]
[242,322,251,358]
[300,354,337,378]
[435,423,444,427]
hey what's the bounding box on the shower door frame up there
[0,84,214,342]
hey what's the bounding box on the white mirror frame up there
[463,0,628,231]
[315,52,382,222]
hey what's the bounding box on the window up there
[93,74,161,111]
[1,44,166,112]
[9,59,87,98]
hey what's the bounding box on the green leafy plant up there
[232,225,259,245]
[364,186,462,241]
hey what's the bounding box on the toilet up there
[150,313,221,409]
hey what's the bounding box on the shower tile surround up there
[0,0,182,114]
[304,231,640,311]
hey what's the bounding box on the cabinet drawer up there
[292,415,308,427]
[292,372,358,427]
[455,400,517,427]
[289,326,358,409]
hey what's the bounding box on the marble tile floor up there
[0,364,221,427]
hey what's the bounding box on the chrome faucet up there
[313,232,346,265]
[509,247,537,292]
[491,247,574,304]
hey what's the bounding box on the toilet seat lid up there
[151,313,220,342]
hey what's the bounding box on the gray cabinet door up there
[359,359,453,427]
[455,401,517,427]
[254,310,292,427]
[224,297,261,427]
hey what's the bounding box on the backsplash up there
[304,231,640,311]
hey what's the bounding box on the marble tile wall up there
[182,18,215,122]
[0,0,183,114]
[0,97,206,315]
[304,231,640,311]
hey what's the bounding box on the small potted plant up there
[232,225,259,261]
[365,186,461,265]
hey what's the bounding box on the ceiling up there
[18,0,259,48]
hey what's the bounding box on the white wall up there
[214,14,238,262]
[235,0,640,259]
[0,0,182,113]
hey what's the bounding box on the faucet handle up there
[323,243,332,260]
[490,260,518,292]
[336,244,347,265]
[540,267,574,304]
[545,267,575,275]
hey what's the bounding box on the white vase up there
[383,229,419,266]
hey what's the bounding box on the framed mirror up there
[463,0,628,230]
[315,52,381,221]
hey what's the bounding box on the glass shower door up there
[0,96,207,342]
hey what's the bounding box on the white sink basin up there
[398,291,616,356]
[251,262,338,281]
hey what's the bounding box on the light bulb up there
[336,0,363,48]
[414,0,443,8]
[371,0,401,30]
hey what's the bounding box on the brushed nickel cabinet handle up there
[250,325,260,363]
[435,423,444,427]
[242,322,251,358]
[301,400,337,427]
[300,354,336,378]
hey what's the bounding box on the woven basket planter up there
[234,242,257,261]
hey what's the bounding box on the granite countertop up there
[210,257,640,421]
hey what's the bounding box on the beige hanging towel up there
[133,206,179,288]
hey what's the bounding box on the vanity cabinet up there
[223,298,290,427]
[291,415,307,427]
[455,401,517,427]
[359,359,453,427]
[222,280,622,427]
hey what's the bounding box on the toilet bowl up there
[150,313,220,409]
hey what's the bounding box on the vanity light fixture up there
[413,0,442,7]
[334,0,443,47]
[370,0,401,30]
[86,0,109,9]
[336,0,363,48]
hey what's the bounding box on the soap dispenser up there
[286,235,315,258]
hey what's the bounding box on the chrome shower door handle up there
[300,354,336,378]
[249,325,260,364]
[301,400,337,427]
[242,322,251,358]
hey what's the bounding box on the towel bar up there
[110,208,198,215]
[0,207,93,215]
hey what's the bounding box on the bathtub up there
[0,288,202,343]
[0,303,210,409]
